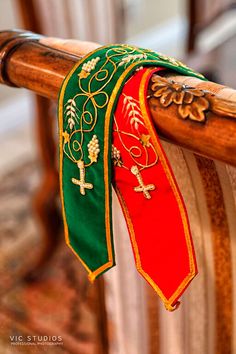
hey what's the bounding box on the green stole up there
[58,45,204,282]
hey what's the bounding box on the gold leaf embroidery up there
[140,134,151,147]
[62,131,70,144]
[78,70,90,79]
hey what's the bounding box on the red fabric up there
[113,68,197,310]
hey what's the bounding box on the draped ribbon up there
[58,45,204,310]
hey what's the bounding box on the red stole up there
[112,67,197,310]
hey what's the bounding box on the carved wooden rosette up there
[148,75,236,122]
[147,74,236,167]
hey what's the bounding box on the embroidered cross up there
[72,160,93,195]
[131,165,155,199]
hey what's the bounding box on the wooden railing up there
[1,30,236,166]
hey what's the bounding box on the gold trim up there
[118,68,197,310]
[59,45,199,284]
[59,47,115,282]
[103,62,154,266]
[59,51,157,281]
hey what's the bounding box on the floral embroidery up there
[113,92,158,199]
[62,46,203,197]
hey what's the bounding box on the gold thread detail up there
[131,165,155,199]
[137,68,197,308]
[59,47,116,281]
[59,45,200,283]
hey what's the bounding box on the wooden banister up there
[1,30,236,166]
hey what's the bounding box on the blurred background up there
[0,0,236,353]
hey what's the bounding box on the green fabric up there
[58,44,205,280]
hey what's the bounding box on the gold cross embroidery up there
[72,160,93,195]
[131,165,155,199]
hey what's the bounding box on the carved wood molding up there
[149,75,236,122]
